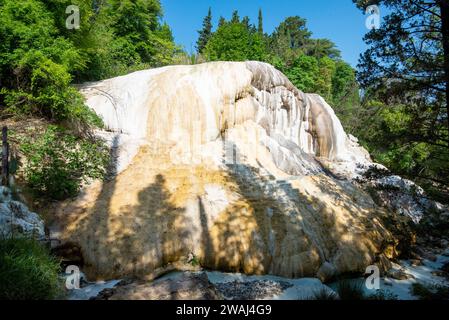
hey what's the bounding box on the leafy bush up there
[0,0,102,126]
[0,237,62,300]
[19,125,109,200]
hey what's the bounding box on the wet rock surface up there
[92,272,223,300]
[215,280,293,300]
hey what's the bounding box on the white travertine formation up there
[56,62,404,281]
[80,61,369,177]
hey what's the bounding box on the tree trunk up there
[441,0,449,147]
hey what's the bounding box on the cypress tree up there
[242,16,250,30]
[196,7,213,53]
[231,10,240,24]
[218,16,226,28]
[258,8,263,34]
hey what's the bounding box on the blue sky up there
[160,0,373,67]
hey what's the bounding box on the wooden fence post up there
[1,126,9,186]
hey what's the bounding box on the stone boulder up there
[0,186,45,239]
[93,272,223,300]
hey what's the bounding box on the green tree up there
[353,0,449,199]
[105,0,176,72]
[218,16,226,27]
[0,0,100,125]
[354,0,448,147]
[196,7,213,54]
[283,55,336,100]
[204,22,266,61]
[44,0,116,81]
[231,10,240,24]
[269,16,312,66]
[331,61,360,130]
[242,16,251,30]
[305,38,341,60]
[258,8,264,35]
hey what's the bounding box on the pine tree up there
[258,8,263,34]
[354,0,449,147]
[196,7,213,54]
[218,16,226,28]
[231,10,240,24]
[353,0,449,197]
[242,16,250,30]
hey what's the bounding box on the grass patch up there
[0,238,63,300]
[335,279,365,300]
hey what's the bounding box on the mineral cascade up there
[51,61,422,281]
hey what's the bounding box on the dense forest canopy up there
[352,0,449,201]
[0,0,447,202]
[0,0,177,124]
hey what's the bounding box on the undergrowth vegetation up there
[0,237,62,300]
[14,125,109,200]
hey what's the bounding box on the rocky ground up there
[91,272,223,300]
[215,279,293,300]
[66,245,449,301]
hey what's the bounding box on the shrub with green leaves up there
[0,0,102,126]
[0,237,62,300]
[20,125,109,200]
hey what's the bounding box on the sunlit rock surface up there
[54,61,403,281]
[0,186,45,239]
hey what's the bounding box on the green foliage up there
[269,16,312,62]
[353,99,449,202]
[257,9,263,35]
[0,0,178,123]
[0,237,62,300]
[352,0,449,199]
[19,125,109,200]
[331,61,360,128]
[280,54,357,108]
[189,254,200,267]
[104,0,177,71]
[204,22,266,61]
[196,8,213,54]
[0,0,100,125]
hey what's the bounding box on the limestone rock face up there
[0,186,45,239]
[54,61,400,281]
